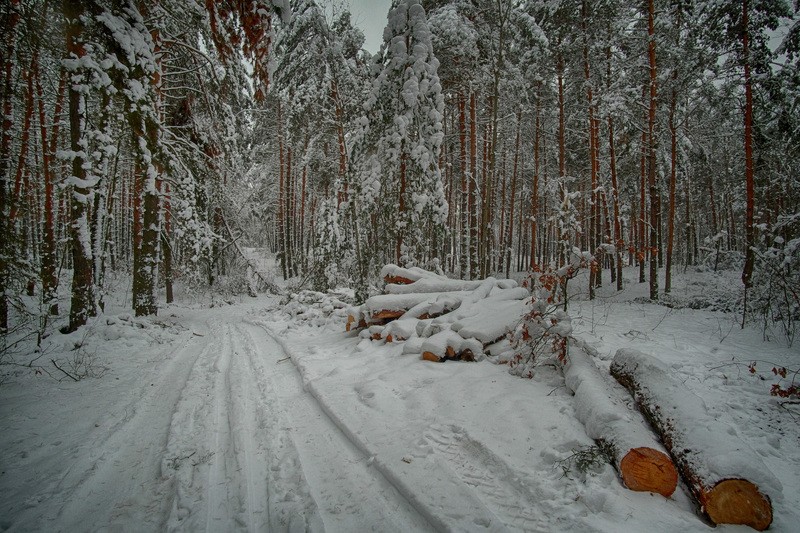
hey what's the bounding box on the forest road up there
[8,305,432,533]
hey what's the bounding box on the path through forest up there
[1,303,430,532]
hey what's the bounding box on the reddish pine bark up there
[647,0,659,300]
[0,0,21,330]
[37,61,65,315]
[9,59,35,225]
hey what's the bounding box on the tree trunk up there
[9,58,35,226]
[741,0,755,324]
[639,85,647,284]
[505,110,520,278]
[38,60,65,316]
[582,1,600,295]
[647,0,659,301]
[0,0,21,330]
[468,90,479,279]
[458,92,469,279]
[163,183,173,304]
[277,101,287,280]
[608,116,623,291]
[530,90,541,270]
[665,82,678,294]
[64,0,96,331]
[131,14,162,317]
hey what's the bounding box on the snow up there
[1,266,798,532]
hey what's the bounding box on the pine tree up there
[350,0,447,283]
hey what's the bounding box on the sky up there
[346,0,393,53]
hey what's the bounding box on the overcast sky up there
[346,0,393,54]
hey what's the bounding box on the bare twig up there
[51,359,79,382]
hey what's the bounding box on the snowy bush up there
[509,250,588,378]
[748,223,800,346]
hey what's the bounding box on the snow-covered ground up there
[1,266,797,532]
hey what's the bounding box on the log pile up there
[611,348,779,530]
[346,264,525,362]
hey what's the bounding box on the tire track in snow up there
[423,424,571,533]
[229,323,320,532]
[204,325,235,531]
[240,322,432,532]
[41,331,206,531]
[228,326,269,532]
[164,319,320,532]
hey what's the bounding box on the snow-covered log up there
[450,290,528,346]
[364,291,469,323]
[380,264,436,285]
[611,348,779,530]
[563,345,677,497]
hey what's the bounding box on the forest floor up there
[0,266,798,532]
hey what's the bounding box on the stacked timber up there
[346,264,525,362]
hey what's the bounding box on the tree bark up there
[741,0,755,324]
[277,100,287,280]
[0,0,21,330]
[64,0,96,331]
[530,89,541,270]
[665,82,678,294]
[131,10,162,317]
[505,111,520,278]
[647,0,659,301]
[38,61,65,316]
[458,92,469,279]
[468,90,479,279]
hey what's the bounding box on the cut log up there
[562,345,678,497]
[380,264,433,285]
[372,309,405,320]
[384,275,415,285]
[380,319,419,343]
[422,351,443,363]
[450,295,527,347]
[419,330,483,363]
[611,348,778,530]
